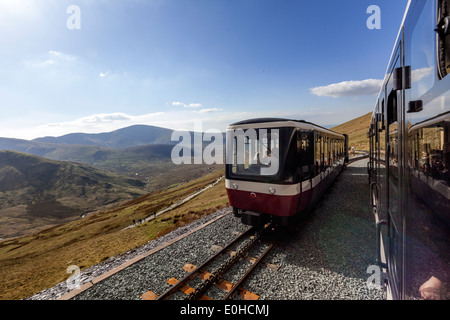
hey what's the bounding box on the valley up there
[0,126,222,238]
[0,150,146,238]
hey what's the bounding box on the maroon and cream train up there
[225,118,348,227]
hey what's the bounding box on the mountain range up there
[0,124,221,237]
[32,124,176,148]
[0,124,177,160]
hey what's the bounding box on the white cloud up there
[80,112,132,123]
[310,79,383,98]
[171,101,203,108]
[24,50,77,68]
[99,72,109,78]
[196,108,222,114]
[170,101,222,114]
[411,67,433,82]
[311,69,435,99]
[188,103,203,108]
[171,101,187,107]
[48,50,76,62]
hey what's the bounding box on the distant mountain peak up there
[32,124,176,148]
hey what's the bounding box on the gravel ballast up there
[28,159,385,300]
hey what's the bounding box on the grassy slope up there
[0,150,146,238]
[331,112,372,151]
[0,167,227,300]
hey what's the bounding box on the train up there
[368,0,449,300]
[225,118,348,228]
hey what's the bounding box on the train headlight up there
[232,183,238,190]
[269,187,276,194]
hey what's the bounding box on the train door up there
[368,111,377,184]
[383,40,405,300]
[370,99,385,208]
[296,130,313,181]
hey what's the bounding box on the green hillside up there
[0,128,219,190]
[0,150,146,238]
[0,169,226,300]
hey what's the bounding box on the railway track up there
[142,224,275,300]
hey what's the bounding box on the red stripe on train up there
[226,188,311,217]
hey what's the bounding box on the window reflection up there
[410,119,450,184]
[410,0,435,99]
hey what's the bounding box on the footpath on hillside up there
[121,176,224,231]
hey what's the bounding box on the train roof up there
[227,118,345,137]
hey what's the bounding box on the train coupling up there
[240,210,269,229]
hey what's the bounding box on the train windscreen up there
[226,127,294,179]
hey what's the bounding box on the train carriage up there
[225,118,348,227]
[368,0,450,300]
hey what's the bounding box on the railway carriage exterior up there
[225,118,348,227]
[368,0,449,300]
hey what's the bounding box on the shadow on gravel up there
[268,161,377,282]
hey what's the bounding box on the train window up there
[388,89,399,180]
[336,139,341,160]
[244,136,250,170]
[408,0,435,101]
[339,139,341,159]
[410,130,419,169]
[437,0,450,79]
[326,136,330,166]
[327,138,330,163]
[315,134,322,174]
[230,128,280,177]
[297,132,312,180]
[329,136,332,165]
[387,89,399,177]
[298,133,310,158]
[232,136,237,174]
[387,90,397,125]
[389,130,399,179]
[414,123,450,183]
[336,140,342,160]
[330,137,334,165]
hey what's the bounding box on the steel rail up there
[185,224,273,300]
[156,226,255,300]
[222,243,274,300]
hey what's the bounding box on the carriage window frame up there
[413,121,449,183]
[227,127,291,181]
[437,0,450,79]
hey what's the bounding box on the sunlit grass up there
[0,168,227,300]
[332,112,371,151]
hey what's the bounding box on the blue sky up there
[0,0,409,139]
